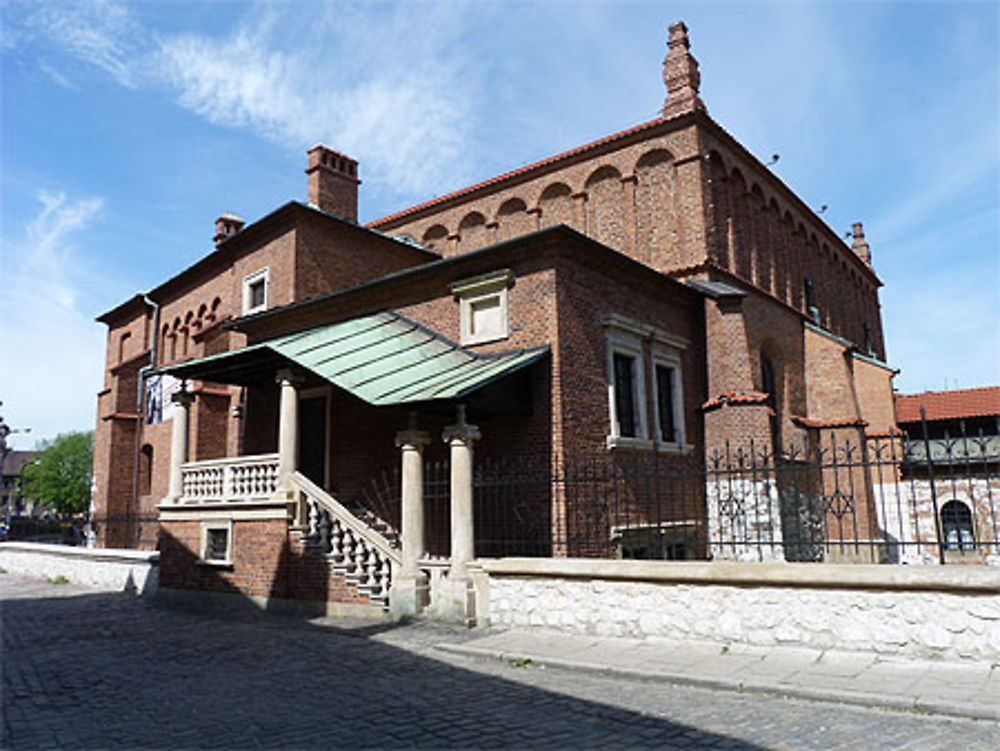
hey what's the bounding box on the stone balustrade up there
[291,472,400,609]
[179,454,280,504]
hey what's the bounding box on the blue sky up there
[1,0,998,449]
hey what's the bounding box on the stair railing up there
[289,472,401,608]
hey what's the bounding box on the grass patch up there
[50,575,70,585]
[510,657,533,669]
[0,566,7,574]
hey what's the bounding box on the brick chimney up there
[850,222,872,266]
[214,213,245,246]
[306,144,360,221]
[662,21,706,118]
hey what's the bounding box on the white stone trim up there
[199,519,234,566]
[651,346,685,446]
[452,270,514,346]
[159,502,292,521]
[242,267,269,315]
[481,558,1000,593]
[602,313,689,351]
[605,329,647,441]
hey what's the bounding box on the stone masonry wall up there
[488,570,1000,663]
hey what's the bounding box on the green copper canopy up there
[158,311,548,406]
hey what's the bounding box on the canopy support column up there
[390,413,431,618]
[276,369,303,495]
[165,388,194,504]
[431,404,481,624]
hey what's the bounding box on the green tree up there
[20,431,94,516]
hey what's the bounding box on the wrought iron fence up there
[354,426,999,565]
[486,434,999,564]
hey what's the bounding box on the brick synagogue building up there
[92,23,904,620]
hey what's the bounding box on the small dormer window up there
[451,269,514,346]
[243,268,269,315]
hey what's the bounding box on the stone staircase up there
[290,472,401,610]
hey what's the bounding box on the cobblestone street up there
[3,574,997,750]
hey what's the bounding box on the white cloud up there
[25,0,141,87]
[38,61,79,90]
[10,0,481,201]
[0,191,107,449]
[152,13,478,199]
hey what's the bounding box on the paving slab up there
[438,628,1000,722]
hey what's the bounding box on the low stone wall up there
[0,542,159,595]
[482,559,1000,662]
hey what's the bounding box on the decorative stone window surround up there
[242,267,269,316]
[603,313,691,453]
[651,346,686,447]
[451,269,514,346]
[605,329,647,446]
[199,518,234,567]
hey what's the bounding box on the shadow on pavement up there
[1,579,762,750]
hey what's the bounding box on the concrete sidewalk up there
[436,629,1000,722]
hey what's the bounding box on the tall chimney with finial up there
[305,144,360,221]
[662,21,706,118]
[851,222,872,266]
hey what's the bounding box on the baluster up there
[343,529,357,573]
[307,499,319,539]
[329,519,345,563]
[354,538,371,587]
[377,555,392,597]
[318,510,331,553]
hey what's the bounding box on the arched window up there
[941,501,975,551]
[139,444,153,496]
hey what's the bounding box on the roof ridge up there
[367,116,668,228]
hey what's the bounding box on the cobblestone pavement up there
[3,574,998,750]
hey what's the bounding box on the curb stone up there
[434,642,1000,723]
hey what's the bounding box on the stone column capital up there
[170,390,194,407]
[275,368,306,387]
[443,405,480,445]
[396,429,431,450]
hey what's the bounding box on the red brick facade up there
[94,21,898,603]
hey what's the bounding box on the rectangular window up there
[655,364,676,443]
[249,279,265,309]
[243,268,269,315]
[452,269,513,346]
[613,353,638,438]
[200,521,233,565]
[205,529,229,561]
[604,314,687,451]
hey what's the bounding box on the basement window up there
[200,521,233,566]
[243,268,269,315]
[451,269,514,346]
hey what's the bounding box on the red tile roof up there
[368,116,669,228]
[895,387,1000,424]
[701,391,771,412]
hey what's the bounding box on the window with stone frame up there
[605,326,647,446]
[604,314,688,451]
[243,268,269,315]
[451,269,514,346]
[201,520,233,565]
[652,349,684,446]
